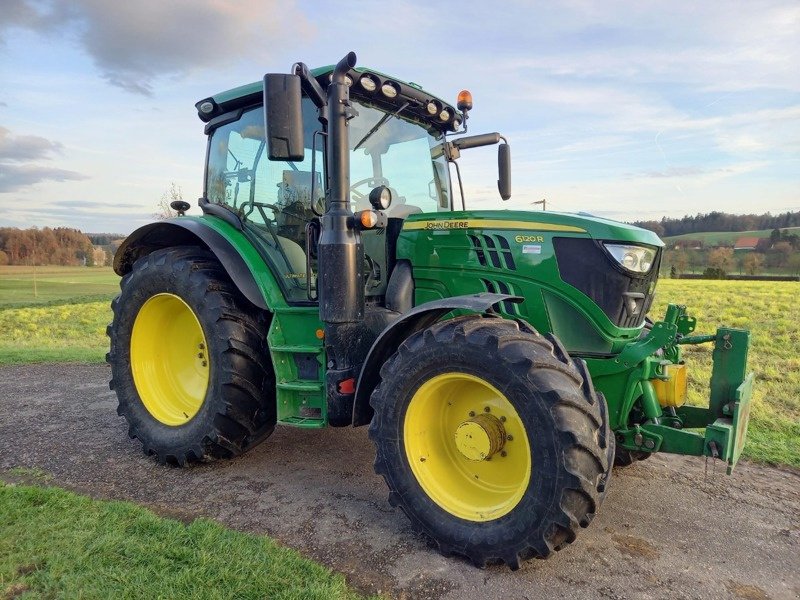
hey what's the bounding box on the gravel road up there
[1,364,798,599]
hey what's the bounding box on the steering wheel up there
[350,177,390,203]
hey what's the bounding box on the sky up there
[0,0,798,234]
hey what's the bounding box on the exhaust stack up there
[318,51,364,325]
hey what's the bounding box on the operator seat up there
[275,236,307,276]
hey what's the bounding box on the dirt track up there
[1,364,798,599]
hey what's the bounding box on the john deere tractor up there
[108,52,753,568]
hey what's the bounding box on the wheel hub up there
[454,413,506,461]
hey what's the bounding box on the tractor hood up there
[401,210,664,247]
[396,209,665,348]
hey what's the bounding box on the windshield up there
[347,100,451,215]
[204,96,451,301]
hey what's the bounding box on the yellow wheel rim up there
[130,293,210,426]
[403,373,531,522]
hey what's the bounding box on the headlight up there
[603,244,657,274]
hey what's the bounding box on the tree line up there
[632,210,800,238]
[0,227,113,267]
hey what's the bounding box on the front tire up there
[107,247,276,465]
[369,316,611,568]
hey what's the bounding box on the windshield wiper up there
[354,102,410,151]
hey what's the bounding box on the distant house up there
[734,237,759,251]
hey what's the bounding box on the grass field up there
[0,266,118,363]
[651,280,799,468]
[0,265,119,308]
[663,226,800,246]
[0,481,368,600]
[0,268,797,466]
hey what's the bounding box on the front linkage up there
[587,304,754,474]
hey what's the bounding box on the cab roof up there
[195,65,462,134]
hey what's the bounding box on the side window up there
[206,101,324,302]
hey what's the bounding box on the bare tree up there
[154,182,183,220]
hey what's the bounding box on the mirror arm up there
[293,62,327,109]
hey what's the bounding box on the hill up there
[663,227,800,246]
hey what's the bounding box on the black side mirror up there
[263,74,304,161]
[498,143,511,200]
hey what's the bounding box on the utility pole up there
[531,199,546,211]
[32,233,38,299]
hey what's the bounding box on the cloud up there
[0,163,88,192]
[0,126,86,192]
[0,126,63,161]
[52,199,141,209]
[638,167,708,179]
[1,1,313,95]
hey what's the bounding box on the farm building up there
[734,237,759,251]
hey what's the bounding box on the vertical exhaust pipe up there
[318,51,364,325]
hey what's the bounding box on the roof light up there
[426,100,439,115]
[359,75,378,92]
[381,82,399,98]
[328,73,353,86]
[199,101,214,114]
[457,90,473,112]
[439,109,451,122]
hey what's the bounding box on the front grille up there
[553,238,661,328]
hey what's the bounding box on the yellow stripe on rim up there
[130,293,210,426]
[403,373,531,522]
[402,219,585,232]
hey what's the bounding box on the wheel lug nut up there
[507,434,513,441]
[198,353,203,358]
[501,451,507,457]
[500,416,506,422]
[202,361,207,367]
[469,411,476,417]
[484,406,491,413]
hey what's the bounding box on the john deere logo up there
[426,221,469,230]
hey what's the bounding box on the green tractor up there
[108,52,754,568]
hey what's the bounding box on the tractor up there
[108,52,754,568]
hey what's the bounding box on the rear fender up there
[114,217,284,311]
[351,292,522,426]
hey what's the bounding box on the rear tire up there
[107,246,276,465]
[369,316,611,568]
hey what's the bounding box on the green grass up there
[0,482,368,600]
[663,226,800,246]
[0,266,118,363]
[0,265,119,308]
[0,300,111,363]
[652,280,800,468]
